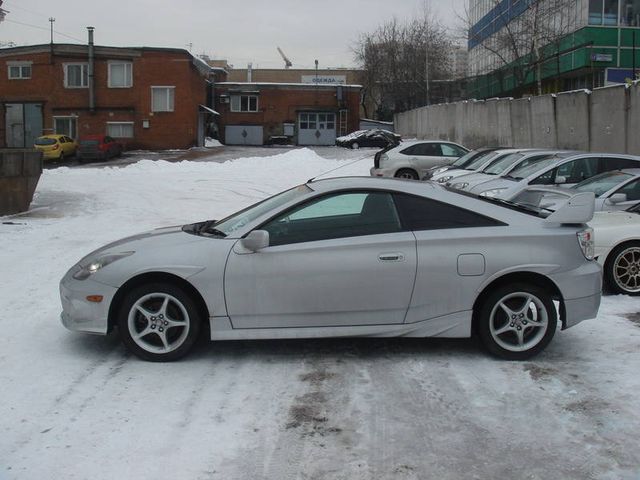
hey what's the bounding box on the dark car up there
[336,129,401,149]
[77,135,123,161]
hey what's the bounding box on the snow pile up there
[205,137,223,147]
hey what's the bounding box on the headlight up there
[73,252,134,280]
[479,188,507,198]
[451,182,469,189]
[437,175,453,183]
[433,167,448,175]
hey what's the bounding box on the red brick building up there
[215,82,361,146]
[0,43,225,150]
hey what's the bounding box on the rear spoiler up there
[544,192,595,224]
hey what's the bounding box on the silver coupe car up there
[60,177,602,362]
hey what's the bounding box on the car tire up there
[394,168,419,180]
[59,151,65,161]
[604,241,640,296]
[118,282,202,362]
[351,142,359,150]
[477,283,557,360]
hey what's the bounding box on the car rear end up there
[370,144,398,177]
[34,136,62,160]
[77,137,105,161]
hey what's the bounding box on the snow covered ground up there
[1,147,639,480]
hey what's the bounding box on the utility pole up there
[49,17,55,44]
[425,46,430,106]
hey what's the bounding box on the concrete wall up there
[395,82,638,154]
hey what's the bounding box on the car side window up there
[400,143,441,156]
[615,179,640,201]
[556,157,598,183]
[105,136,113,143]
[440,144,465,157]
[58,137,65,143]
[393,193,505,230]
[600,157,639,171]
[262,191,402,246]
[64,136,73,142]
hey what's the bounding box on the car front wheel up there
[605,242,640,295]
[118,283,202,361]
[351,142,359,149]
[477,283,557,360]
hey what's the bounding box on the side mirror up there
[240,230,269,252]
[554,175,567,185]
[607,193,628,204]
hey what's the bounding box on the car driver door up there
[224,190,417,329]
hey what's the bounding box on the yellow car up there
[34,134,78,161]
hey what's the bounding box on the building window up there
[64,63,89,88]
[590,0,620,24]
[230,94,258,112]
[8,63,31,79]
[106,122,134,138]
[53,116,78,139]
[621,0,640,25]
[108,62,133,88]
[151,87,175,112]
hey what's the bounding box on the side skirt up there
[209,312,472,341]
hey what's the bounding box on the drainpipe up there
[247,63,252,82]
[87,26,95,112]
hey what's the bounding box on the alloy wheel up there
[488,292,549,352]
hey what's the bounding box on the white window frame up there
[108,61,133,88]
[53,116,79,139]
[64,63,89,88]
[230,94,259,112]
[151,86,175,112]
[7,62,32,80]
[106,122,134,138]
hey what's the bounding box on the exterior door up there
[225,125,263,145]
[4,103,42,148]
[298,112,336,146]
[224,191,417,329]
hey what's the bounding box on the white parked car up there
[431,149,523,184]
[370,140,469,180]
[589,203,640,295]
[460,153,640,199]
[509,169,640,212]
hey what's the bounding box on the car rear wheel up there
[118,283,202,361]
[605,242,640,295]
[351,142,359,150]
[58,151,65,161]
[477,283,557,360]
[394,168,418,180]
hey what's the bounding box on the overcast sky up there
[0,0,467,69]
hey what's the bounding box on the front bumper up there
[59,270,118,335]
[370,167,395,178]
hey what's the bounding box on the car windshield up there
[444,185,547,217]
[509,156,559,180]
[482,153,524,175]
[451,150,490,168]
[211,184,312,236]
[463,151,499,170]
[35,138,56,145]
[572,171,633,197]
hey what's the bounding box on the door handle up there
[378,253,404,262]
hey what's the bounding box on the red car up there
[77,135,123,161]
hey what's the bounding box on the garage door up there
[298,112,336,146]
[225,125,264,145]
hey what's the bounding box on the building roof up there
[217,81,362,90]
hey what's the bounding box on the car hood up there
[466,177,519,194]
[449,172,495,187]
[77,226,204,264]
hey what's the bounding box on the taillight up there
[577,228,595,260]
[52,143,60,150]
[380,153,389,165]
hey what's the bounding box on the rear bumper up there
[563,293,601,329]
[549,261,602,329]
[370,167,395,177]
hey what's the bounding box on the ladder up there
[338,109,348,137]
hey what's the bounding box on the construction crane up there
[277,47,293,69]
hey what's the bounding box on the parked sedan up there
[462,153,640,199]
[370,140,469,180]
[509,169,640,212]
[60,177,601,362]
[336,129,401,149]
[34,134,77,161]
[423,147,505,180]
[77,135,123,161]
[589,203,640,295]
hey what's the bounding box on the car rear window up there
[35,138,57,146]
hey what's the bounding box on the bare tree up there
[353,9,453,120]
[463,0,578,96]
